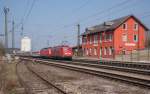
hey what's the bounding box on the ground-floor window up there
[122,50,126,55]
[100,47,102,57]
[89,48,92,55]
[86,48,88,55]
[94,48,97,55]
[109,47,113,55]
[104,47,107,55]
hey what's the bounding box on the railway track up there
[21,57,150,88]
[34,58,150,75]
[16,61,67,94]
[19,55,150,70]
[73,59,150,70]
[30,56,150,70]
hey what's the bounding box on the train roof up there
[41,47,52,50]
[54,45,70,48]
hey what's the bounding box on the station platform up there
[73,56,100,61]
[72,56,150,63]
[72,56,113,62]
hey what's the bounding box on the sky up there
[0,0,150,51]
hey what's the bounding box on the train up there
[35,45,72,60]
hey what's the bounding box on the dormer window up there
[122,23,127,30]
[134,23,138,31]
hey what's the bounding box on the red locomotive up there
[40,47,52,58]
[39,45,72,60]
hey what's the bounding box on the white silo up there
[21,37,31,52]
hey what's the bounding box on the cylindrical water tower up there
[21,36,31,52]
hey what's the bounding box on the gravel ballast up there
[29,62,150,94]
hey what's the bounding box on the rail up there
[16,61,67,94]
[21,57,150,88]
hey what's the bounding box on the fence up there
[115,48,150,62]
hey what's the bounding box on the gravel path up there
[29,62,150,94]
[17,62,64,94]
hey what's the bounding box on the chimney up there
[85,28,88,32]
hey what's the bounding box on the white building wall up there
[21,37,31,52]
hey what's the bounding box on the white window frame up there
[104,33,107,42]
[122,34,127,42]
[104,47,107,55]
[89,48,92,54]
[134,23,138,31]
[100,47,102,57]
[106,34,109,41]
[86,48,88,55]
[94,48,97,55]
[109,34,112,41]
[134,35,138,42]
[109,47,112,55]
[94,35,98,44]
[90,36,92,44]
[122,23,127,30]
[99,34,102,43]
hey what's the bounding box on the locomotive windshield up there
[63,47,69,52]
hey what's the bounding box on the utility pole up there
[4,7,9,51]
[47,40,49,47]
[21,24,24,36]
[12,20,15,49]
[77,24,80,56]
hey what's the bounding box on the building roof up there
[82,15,149,36]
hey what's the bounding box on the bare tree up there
[0,43,5,56]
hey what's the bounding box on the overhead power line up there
[59,0,90,19]
[82,0,140,26]
[141,13,150,18]
[72,0,90,13]
[21,0,30,23]
[23,0,36,25]
[77,0,131,23]
[51,0,131,33]
[53,0,91,32]
[14,0,36,29]
[52,0,145,44]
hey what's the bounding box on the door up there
[100,47,102,58]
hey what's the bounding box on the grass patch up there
[0,61,23,94]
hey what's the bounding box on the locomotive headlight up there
[65,53,71,55]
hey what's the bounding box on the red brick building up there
[82,15,149,58]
